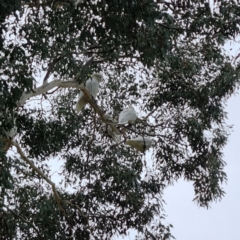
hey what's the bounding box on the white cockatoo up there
[118,105,137,125]
[125,136,152,153]
[75,73,102,112]
[102,114,121,143]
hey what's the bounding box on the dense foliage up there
[1,0,240,239]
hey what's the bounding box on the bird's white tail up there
[75,97,87,112]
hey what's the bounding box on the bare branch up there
[17,80,81,107]
[42,54,104,85]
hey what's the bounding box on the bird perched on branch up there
[125,136,152,153]
[102,114,121,143]
[118,105,137,125]
[75,73,102,112]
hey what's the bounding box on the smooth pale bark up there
[17,79,120,135]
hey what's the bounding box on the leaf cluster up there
[1,1,240,239]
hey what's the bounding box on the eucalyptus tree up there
[1,0,240,239]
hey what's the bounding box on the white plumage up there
[102,114,121,143]
[125,136,152,153]
[75,73,102,112]
[118,105,137,125]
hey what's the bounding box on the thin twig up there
[110,139,126,148]
[64,200,89,220]
[4,206,42,239]
[145,109,157,119]
[42,56,63,84]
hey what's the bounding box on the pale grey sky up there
[164,93,240,240]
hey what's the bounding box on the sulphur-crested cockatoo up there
[102,114,121,143]
[125,136,152,153]
[118,105,137,125]
[75,73,102,112]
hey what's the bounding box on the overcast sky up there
[163,93,240,240]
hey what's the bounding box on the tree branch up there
[17,80,81,107]
[3,206,42,239]
[79,87,121,135]
[42,54,103,84]
[11,140,89,223]
[17,79,121,135]
[11,140,66,215]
